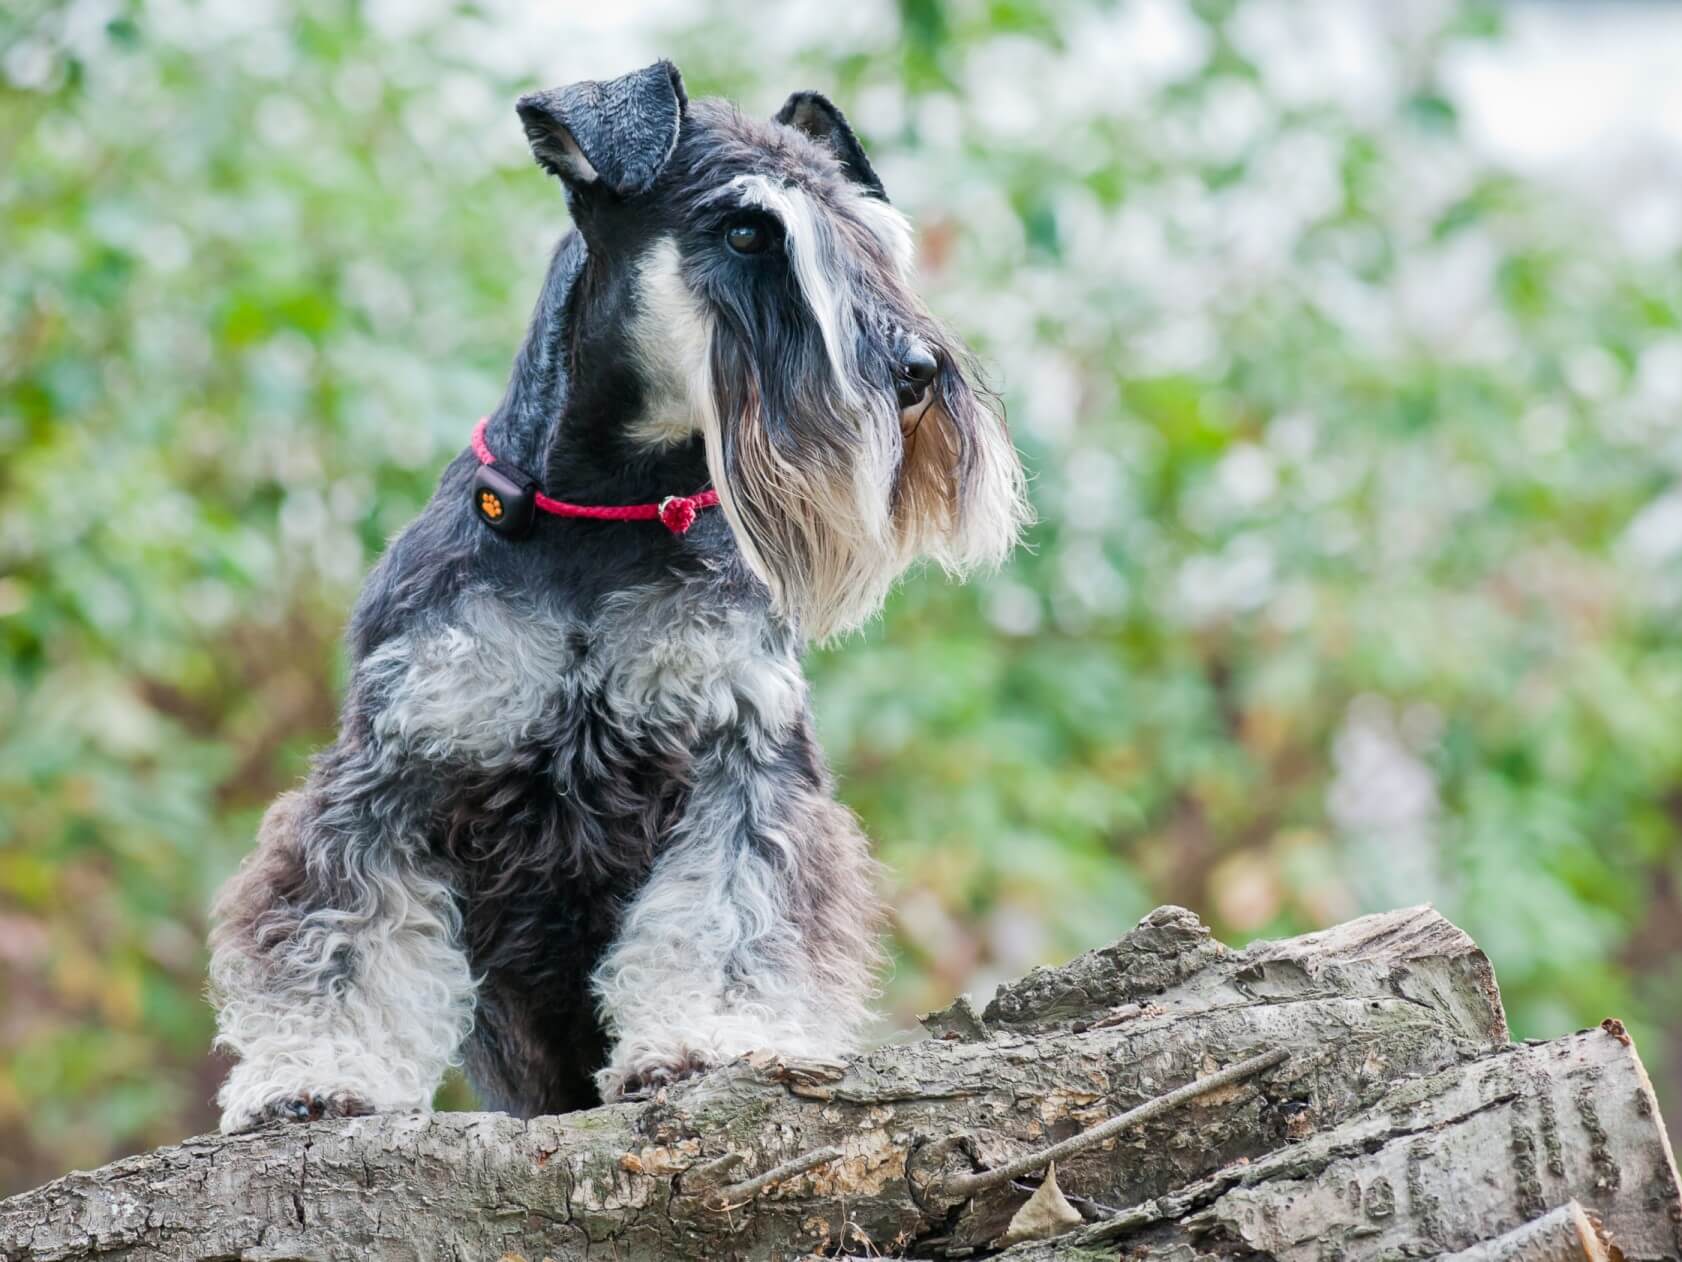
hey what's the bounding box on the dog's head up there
[518,61,1030,638]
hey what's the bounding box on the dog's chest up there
[366,587,805,773]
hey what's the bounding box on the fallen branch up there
[930,1046,1290,1200]
[2,906,1677,1262]
[706,1145,845,1210]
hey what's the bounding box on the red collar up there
[470,417,719,537]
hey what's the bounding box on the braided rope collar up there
[469,417,720,537]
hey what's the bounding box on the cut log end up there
[1442,1201,1613,1262]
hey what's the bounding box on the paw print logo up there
[478,489,504,521]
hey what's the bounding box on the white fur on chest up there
[366,588,805,769]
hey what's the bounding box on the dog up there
[208,59,1029,1132]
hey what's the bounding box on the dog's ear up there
[774,91,887,201]
[517,60,687,197]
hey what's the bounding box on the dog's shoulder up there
[347,454,487,664]
[355,583,584,769]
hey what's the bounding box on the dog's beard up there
[702,336,1030,641]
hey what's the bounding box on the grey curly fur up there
[208,61,1028,1132]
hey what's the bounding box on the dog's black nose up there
[901,344,938,385]
[897,343,939,408]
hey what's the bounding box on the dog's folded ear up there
[774,91,887,201]
[518,60,687,197]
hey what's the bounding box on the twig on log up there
[684,1150,747,1189]
[934,1047,1289,1200]
[705,1145,844,1210]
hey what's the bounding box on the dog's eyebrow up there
[700,176,787,215]
[707,172,913,281]
[713,173,862,406]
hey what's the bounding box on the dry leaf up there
[996,1162,1083,1246]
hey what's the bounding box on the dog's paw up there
[239,1089,375,1129]
[601,1049,717,1101]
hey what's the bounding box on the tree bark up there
[1440,1202,1611,1262]
[2,906,1677,1262]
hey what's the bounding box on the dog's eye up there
[725,218,773,256]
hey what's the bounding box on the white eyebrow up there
[716,173,862,407]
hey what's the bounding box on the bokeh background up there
[4,0,1682,1194]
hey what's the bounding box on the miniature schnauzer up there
[209,60,1028,1131]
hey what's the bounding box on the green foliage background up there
[3,0,1680,1193]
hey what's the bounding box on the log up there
[1,906,1676,1262]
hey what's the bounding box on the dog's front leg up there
[592,731,880,1099]
[208,755,477,1133]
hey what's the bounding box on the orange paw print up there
[479,490,504,520]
